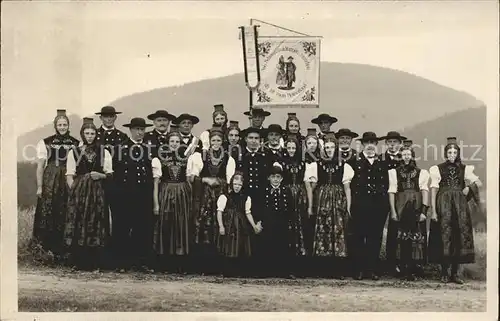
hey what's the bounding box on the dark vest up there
[384,151,402,170]
[144,130,169,159]
[114,139,153,185]
[43,134,80,165]
[73,145,104,175]
[96,127,127,149]
[200,150,229,179]
[264,145,286,164]
[396,166,421,192]
[179,133,202,153]
[263,185,290,214]
[351,153,389,197]
[225,142,243,167]
[158,151,188,183]
[437,162,466,190]
[238,148,270,193]
[280,157,306,186]
[317,158,345,185]
[339,148,358,166]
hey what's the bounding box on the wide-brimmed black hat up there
[267,124,284,135]
[123,117,153,128]
[244,107,271,117]
[173,113,200,125]
[311,113,338,125]
[335,128,359,139]
[357,131,382,143]
[95,106,122,115]
[147,110,176,121]
[241,127,261,137]
[380,131,407,141]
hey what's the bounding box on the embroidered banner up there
[252,36,320,108]
[239,25,260,89]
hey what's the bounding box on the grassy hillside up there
[17,62,482,162]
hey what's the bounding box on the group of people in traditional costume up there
[32,104,483,283]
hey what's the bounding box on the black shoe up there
[406,274,416,281]
[371,274,380,281]
[440,275,449,283]
[450,275,464,284]
[354,272,363,280]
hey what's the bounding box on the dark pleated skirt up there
[194,179,226,246]
[312,183,349,257]
[428,187,475,264]
[64,174,110,248]
[287,183,307,256]
[218,207,252,258]
[153,181,192,256]
[33,161,69,255]
[394,190,427,264]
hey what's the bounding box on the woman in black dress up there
[388,140,430,281]
[152,131,193,273]
[188,127,236,275]
[64,118,113,271]
[33,109,80,261]
[277,137,308,276]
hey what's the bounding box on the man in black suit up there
[380,131,406,276]
[94,106,128,270]
[350,132,390,280]
[112,117,155,272]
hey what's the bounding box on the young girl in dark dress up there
[33,109,80,261]
[388,140,430,281]
[216,171,262,276]
[428,137,482,284]
[188,127,236,275]
[152,131,192,273]
[64,118,113,271]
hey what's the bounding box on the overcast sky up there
[2,1,498,134]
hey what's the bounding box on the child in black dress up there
[216,171,262,276]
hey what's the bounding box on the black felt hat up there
[244,107,271,117]
[241,127,261,137]
[335,128,359,139]
[147,110,176,121]
[95,106,122,115]
[380,131,407,141]
[311,113,338,125]
[357,131,382,143]
[267,124,285,135]
[173,113,200,125]
[123,117,153,128]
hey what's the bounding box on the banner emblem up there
[253,37,320,108]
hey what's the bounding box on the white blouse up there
[152,157,162,179]
[388,168,430,194]
[35,140,48,160]
[200,130,211,151]
[217,194,252,214]
[304,162,355,184]
[66,148,113,176]
[429,164,480,189]
[186,151,236,183]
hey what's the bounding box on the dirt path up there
[18,266,486,312]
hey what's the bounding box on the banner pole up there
[248,18,254,126]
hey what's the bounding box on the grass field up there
[17,206,488,312]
